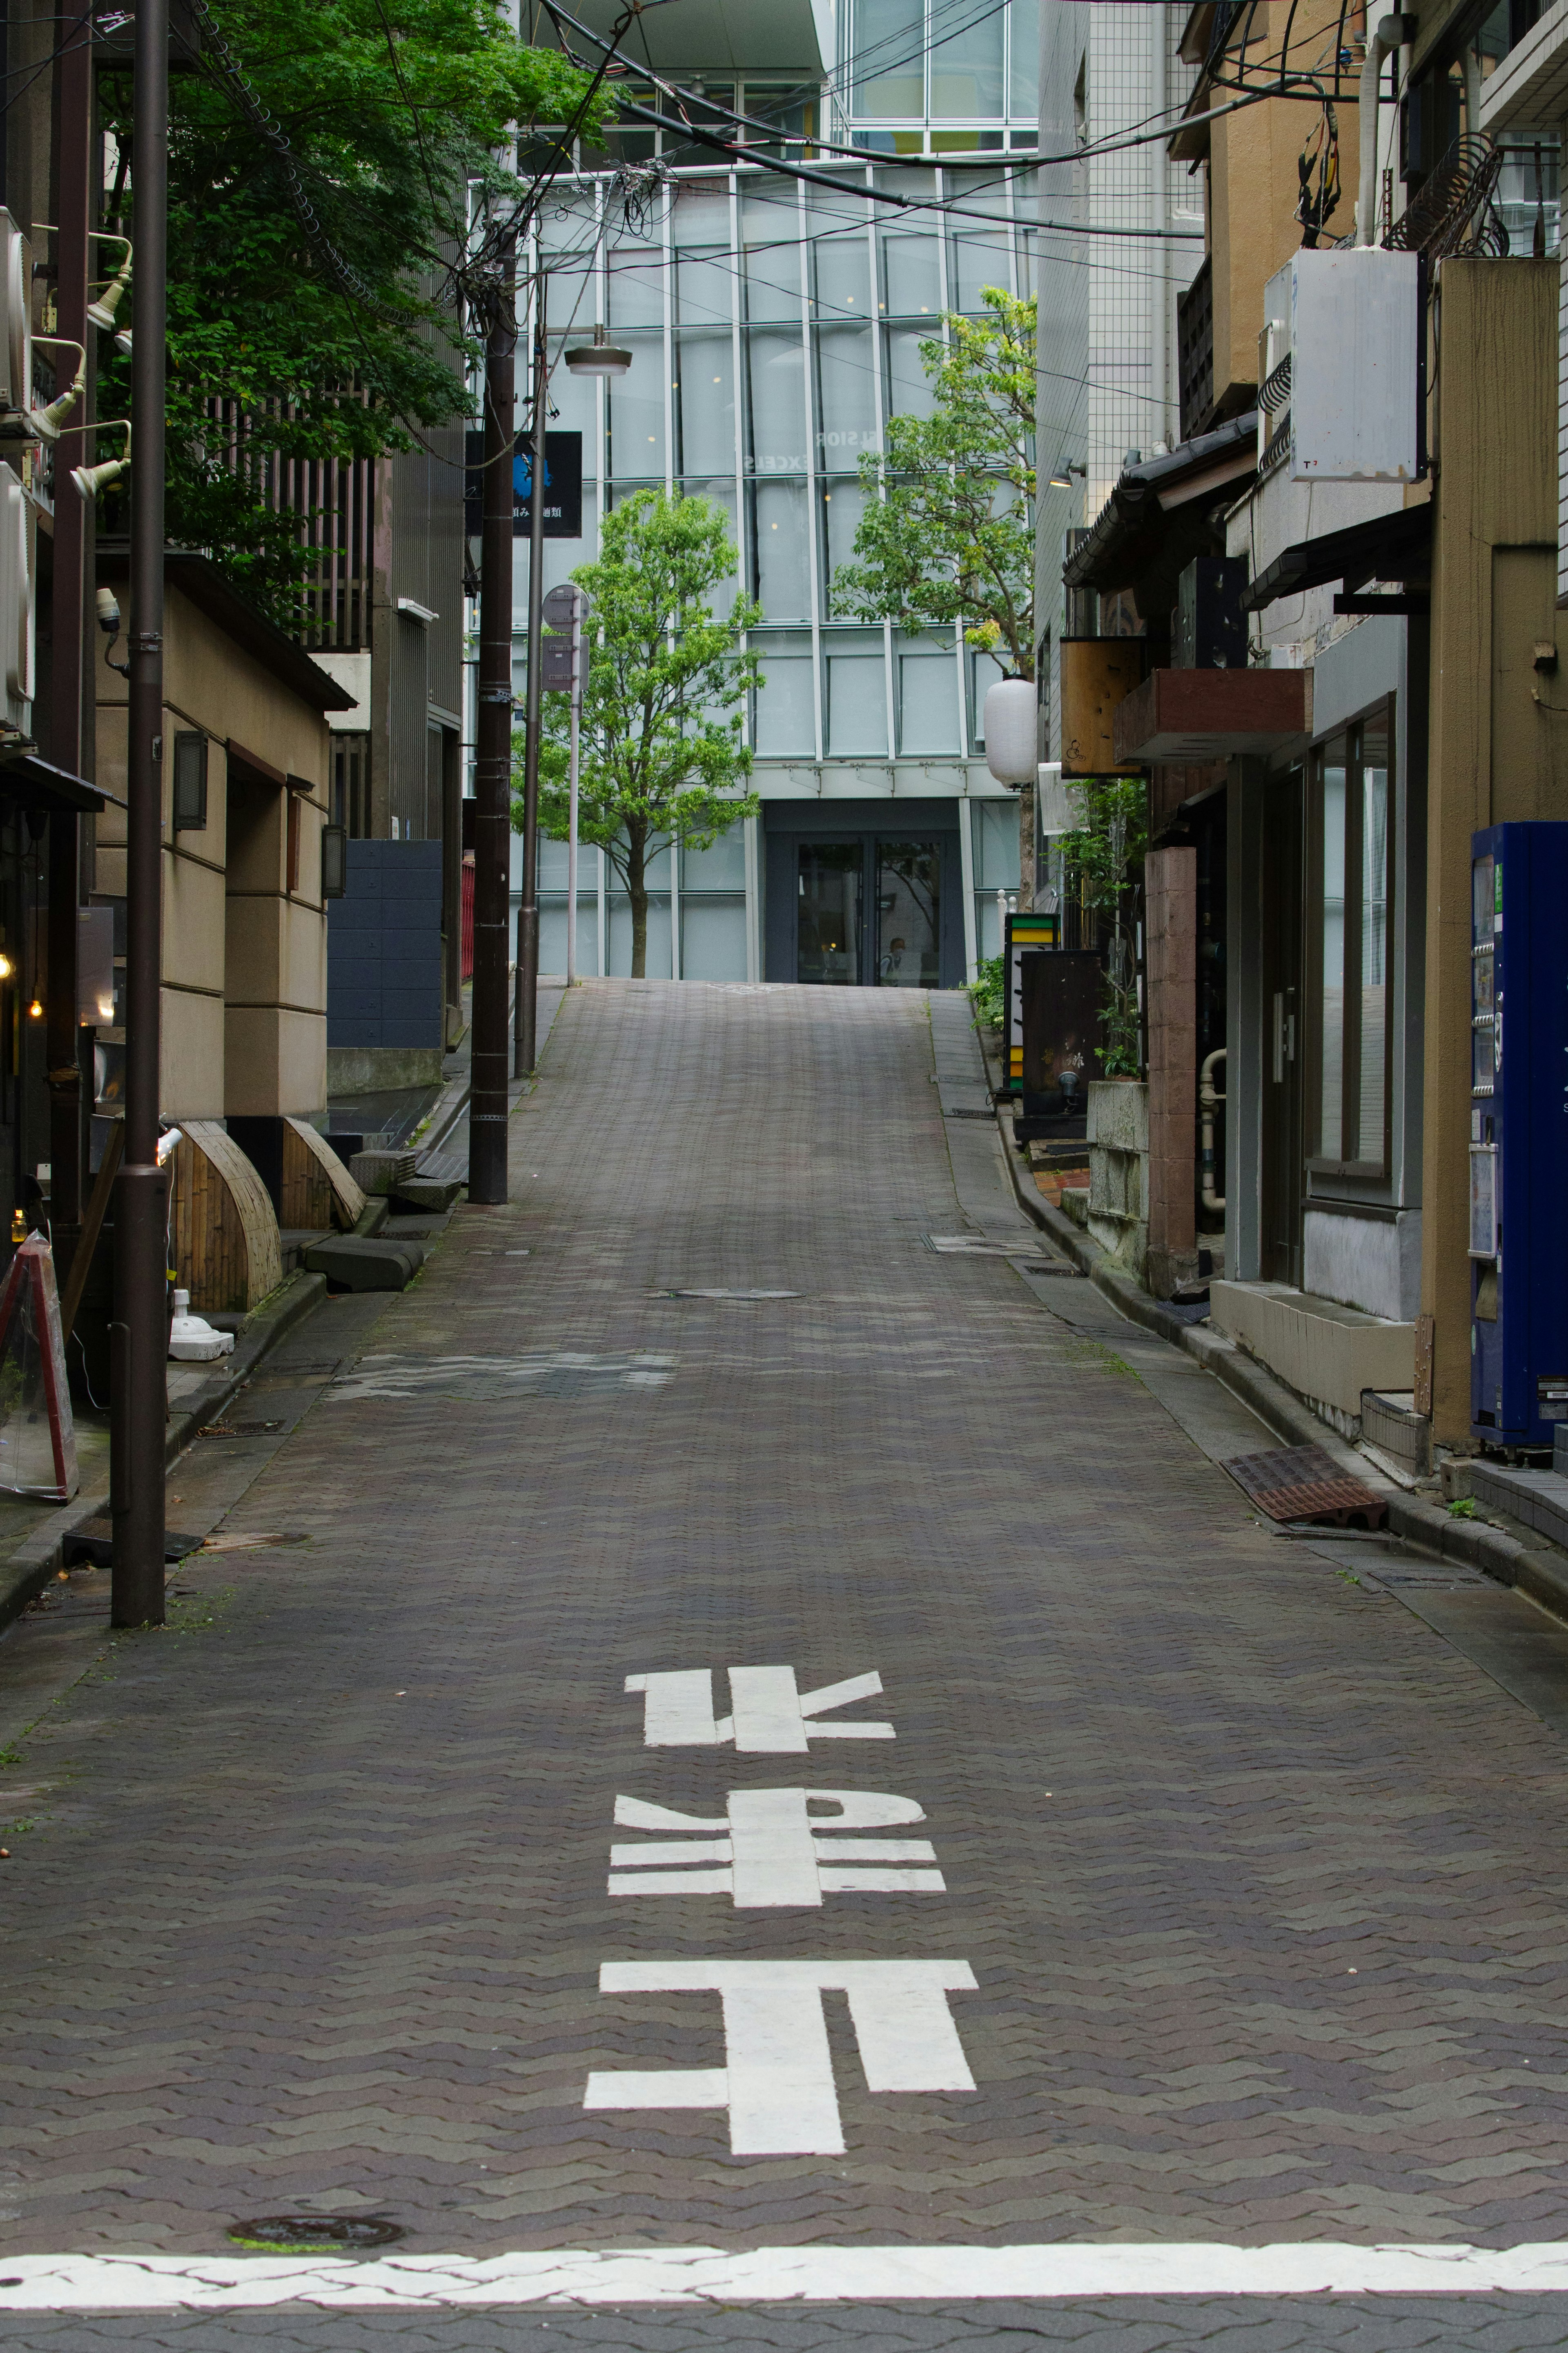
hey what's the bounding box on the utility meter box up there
[1468,822,1568,1447]
[1288,248,1421,482]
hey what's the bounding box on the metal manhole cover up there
[229,2216,404,2253]
[1223,1444,1388,1530]
[198,1421,285,1439]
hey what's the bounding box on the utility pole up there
[513,269,546,1078]
[468,240,516,1204]
[111,0,168,1625]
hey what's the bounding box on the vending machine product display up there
[1468,822,1568,1446]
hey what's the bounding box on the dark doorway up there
[765,802,964,986]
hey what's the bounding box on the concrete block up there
[391,1176,463,1214]
[1211,1279,1415,1416]
[302,1234,425,1291]
[351,1148,419,1197]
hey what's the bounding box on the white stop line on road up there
[6,2244,1568,2307]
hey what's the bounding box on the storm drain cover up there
[198,1421,285,1439]
[1222,1443,1388,1531]
[327,1352,675,1402]
[229,2216,404,2254]
[943,1108,995,1120]
[653,1288,800,1300]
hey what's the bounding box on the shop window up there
[1309,707,1392,1174]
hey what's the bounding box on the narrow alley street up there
[4,983,1568,2351]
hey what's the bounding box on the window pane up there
[886,326,938,417]
[608,236,664,329]
[827,647,888,753]
[752,479,811,617]
[681,893,748,980]
[679,476,740,613]
[753,632,815,753]
[822,480,867,609]
[607,336,666,476]
[882,232,942,317]
[798,842,863,982]
[1009,0,1039,117]
[817,326,878,465]
[675,244,734,328]
[877,841,940,984]
[931,0,1005,116]
[742,188,801,322]
[541,207,598,326]
[748,329,809,470]
[1359,723,1390,1163]
[677,334,735,472]
[972,796,1021,888]
[950,218,1013,312]
[1319,745,1347,1160]
[900,646,959,751]
[682,819,748,889]
[853,0,924,117]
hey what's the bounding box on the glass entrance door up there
[875,841,940,986]
[797,843,863,984]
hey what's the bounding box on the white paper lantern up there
[983,676,1037,785]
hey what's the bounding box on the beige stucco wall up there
[1422,258,1564,1445]
[94,579,332,1124]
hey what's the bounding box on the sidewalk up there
[5,982,1568,2351]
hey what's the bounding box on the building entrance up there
[764,802,963,988]
[795,839,941,988]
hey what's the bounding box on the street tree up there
[832,285,1036,679]
[522,489,763,978]
[97,0,610,623]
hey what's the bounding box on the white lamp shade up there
[983,676,1037,785]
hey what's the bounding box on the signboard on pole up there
[1001,911,1058,1092]
[463,430,583,538]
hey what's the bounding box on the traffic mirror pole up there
[468,239,517,1204]
[514,271,547,1079]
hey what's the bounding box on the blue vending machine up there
[1469,822,1568,1446]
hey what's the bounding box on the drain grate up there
[653,1288,800,1301]
[198,1421,285,1439]
[1223,1444,1388,1530]
[943,1107,995,1120]
[229,2216,403,2254]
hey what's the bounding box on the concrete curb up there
[0,1268,329,1639]
[993,1108,1568,1617]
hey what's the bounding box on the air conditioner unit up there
[0,213,30,423]
[1257,248,1421,484]
[0,466,35,719]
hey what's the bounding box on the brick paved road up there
[4,981,1568,2350]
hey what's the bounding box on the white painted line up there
[607,1789,944,1907]
[7,2243,1568,2308]
[625,1666,894,1748]
[587,1959,977,2153]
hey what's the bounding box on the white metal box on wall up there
[1289,249,1420,482]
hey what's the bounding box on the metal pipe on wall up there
[111,0,168,1626]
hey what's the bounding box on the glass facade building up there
[491,0,1039,984]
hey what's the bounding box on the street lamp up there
[565,323,631,377]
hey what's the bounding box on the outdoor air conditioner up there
[0,466,35,716]
[0,213,29,421]
[1258,248,1421,484]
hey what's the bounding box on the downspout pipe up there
[1359,13,1418,245]
[1199,1048,1226,1215]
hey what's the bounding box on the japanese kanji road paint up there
[583,1958,977,2153]
[12,2245,1568,2306]
[608,1788,944,1905]
[625,1665,894,1749]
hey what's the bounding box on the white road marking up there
[608,1789,944,1906]
[8,2244,1568,2306]
[625,1665,894,1749]
[584,1958,976,2153]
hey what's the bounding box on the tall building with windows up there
[498,0,1040,984]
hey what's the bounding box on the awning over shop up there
[0,754,118,814]
[1241,502,1432,612]
[1062,413,1260,620]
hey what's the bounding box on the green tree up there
[1057,777,1149,1078]
[521,490,763,978]
[832,286,1036,678]
[96,0,610,623]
